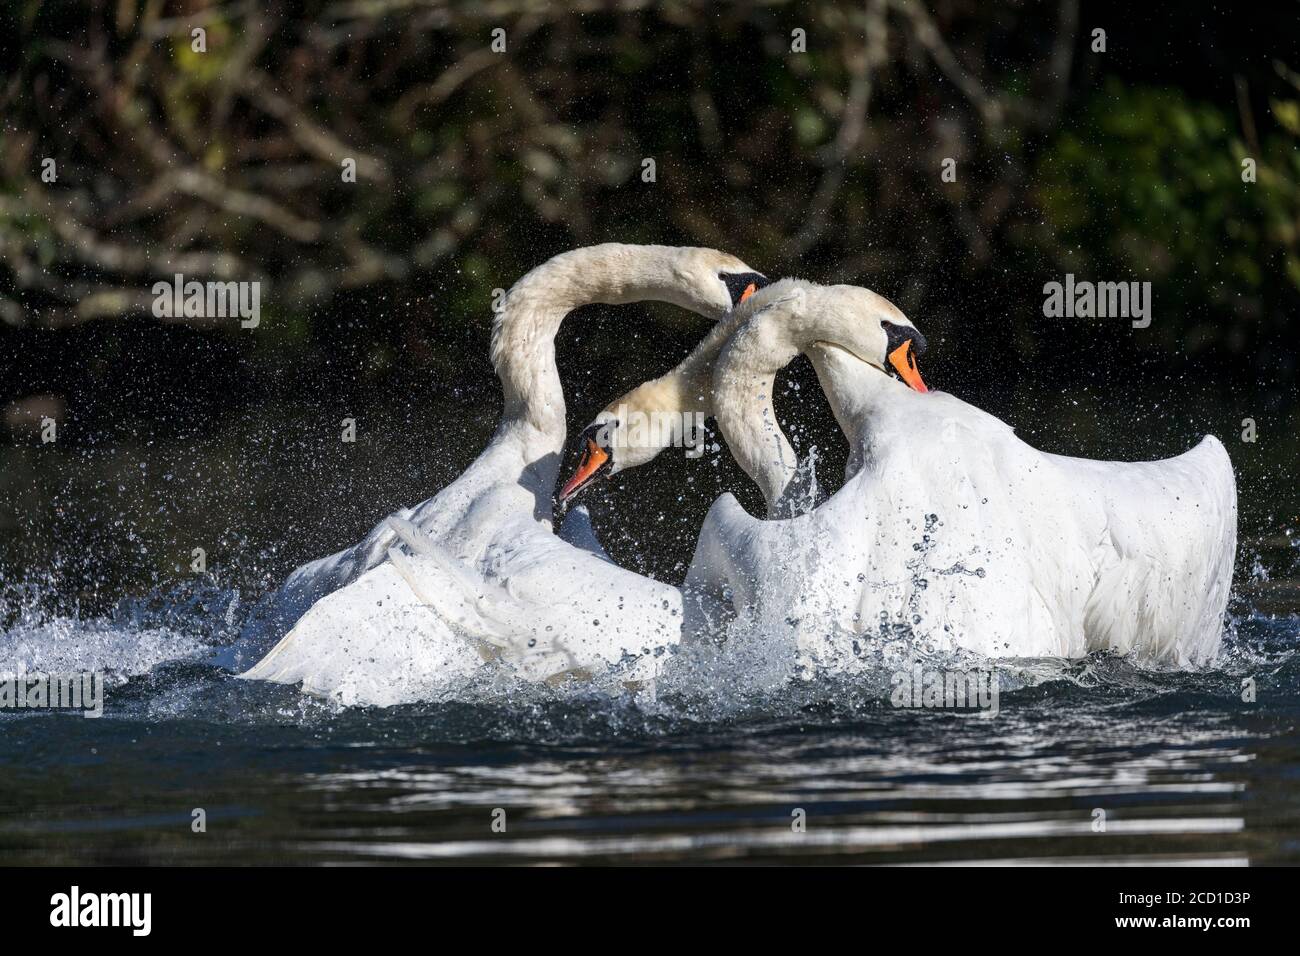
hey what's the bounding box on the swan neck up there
[714,367,800,516]
[490,244,702,456]
[806,346,904,469]
[660,304,758,418]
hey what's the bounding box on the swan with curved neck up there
[683,279,1236,671]
[489,244,768,487]
[242,244,768,702]
[709,281,927,515]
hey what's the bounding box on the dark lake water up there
[0,600,1297,865]
[1,379,1297,865]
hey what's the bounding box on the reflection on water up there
[296,734,1251,865]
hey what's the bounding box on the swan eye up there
[882,321,928,357]
[882,322,930,393]
[720,271,771,307]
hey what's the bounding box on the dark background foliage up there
[0,0,1296,609]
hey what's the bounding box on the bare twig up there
[894,0,1004,129]
[790,0,888,258]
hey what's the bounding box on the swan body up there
[243,245,765,700]
[685,280,1237,671]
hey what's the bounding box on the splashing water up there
[1,558,1297,865]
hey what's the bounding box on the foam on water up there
[0,591,208,683]
[1,563,1295,741]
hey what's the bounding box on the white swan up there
[683,279,1237,671]
[241,244,769,702]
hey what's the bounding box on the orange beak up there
[559,439,611,502]
[887,339,929,393]
[738,282,757,304]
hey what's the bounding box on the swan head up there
[558,377,705,504]
[662,247,769,319]
[745,280,930,392]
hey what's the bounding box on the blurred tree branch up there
[0,0,1293,362]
